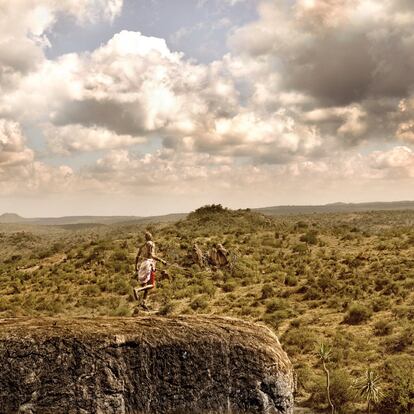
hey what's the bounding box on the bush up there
[110,250,128,262]
[266,298,288,313]
[300,230,318,245]
[378,355,414,414]
[261,312,283,330]
[199,279,216,297]
[343,303,372,325]
[386,326,414,352]
[295,364,315,394]
[330,369,354,411]
[285,275,298,286]
[372,296,390,312]
[222,279,237,293]
[110,304,130,317]
[158,300,176,316]
[282,328,318,355]
[293,243,308,254]
[374,320,394,336]
[303,286,322,300]
[190,295,209,311]
[309,369,354,413]
[261,283,274,299]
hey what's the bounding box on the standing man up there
[133,231,166,311]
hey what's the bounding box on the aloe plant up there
[355,369,383,414]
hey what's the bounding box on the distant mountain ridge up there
[1,201,414,225]
[254,200,414,216]
[0,213,26,223]
[0,214,141,226]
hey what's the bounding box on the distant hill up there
[0,213,141,226]
[0,213,187,226]
[254,200,414,216]
[0,213,26,223]
[1,201,413,225]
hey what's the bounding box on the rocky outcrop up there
[0,316,294,414]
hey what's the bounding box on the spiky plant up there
[317,343,335,414]
[355,369,383,414]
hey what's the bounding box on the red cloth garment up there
[150,270,156,288]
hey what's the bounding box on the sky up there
[1,0,414,217]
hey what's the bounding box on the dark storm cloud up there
[232,1,414,106]
[52,99,149,136]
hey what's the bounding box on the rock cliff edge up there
[0,316,294,414]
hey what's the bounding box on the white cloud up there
[44,123,146,154]
[0,120,34,166]
[0,119,73,195]
[369,146,414,178]
[0,0,122,72]
[227,0,414,148]
[1,0,414,210]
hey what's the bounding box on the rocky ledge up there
[0,316,294,414]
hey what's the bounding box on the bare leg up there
[141,284,157,310]
[141,289,149,310]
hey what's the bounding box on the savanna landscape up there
[1,205,413,413]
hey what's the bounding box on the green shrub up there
[261,311,285,330]
[295,364,315,394]
[261,283,274,299]
[110,250,128,261]
[309,369,354,413]
[374,320,394,336]
[282,328,318,355]
[330,369,354,411]
[158,301,176,316]
[293,243,308,254]
[343,303,372,325]
[199,279,216,297]
[190,295,209,311]
[110,304,130,317]
[285,275,298,286]
[303,286,322,300]
[372,296,390,312]
[84,284,100,296]
[113,278,130,295]
[378,355,414,414]
[386,326,414,352]
[300,230,318,245]
[266,298,288,313]
[290,318,301,328]
[222,280,237,293]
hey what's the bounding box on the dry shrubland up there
[0,205,413,413]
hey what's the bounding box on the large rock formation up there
[0,316,294,414]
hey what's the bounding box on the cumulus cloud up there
[0,1,122,68]
[44,124,146,154]
[227,0,414,149]
[0,119,73,195]
[230,0,414,104]
[21,30,322,164]
[1,0,413,209]
[63,144,412,209]
[0,0,123,104]
[0,120,34,166]
[369,146,414,178]
[47,31,240,138]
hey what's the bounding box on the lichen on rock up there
[0,316,294,414]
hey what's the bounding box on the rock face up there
[0,316,294,414]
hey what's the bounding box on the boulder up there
[0,316,294,414]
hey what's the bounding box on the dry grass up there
[0,206,413,413]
